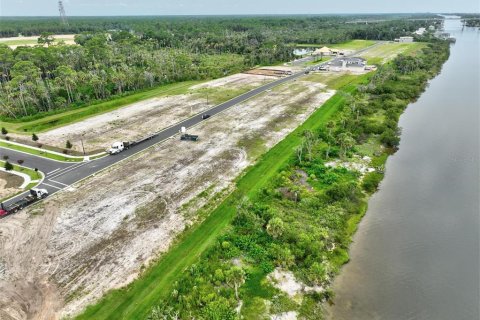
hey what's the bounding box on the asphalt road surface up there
[1,43,380,209]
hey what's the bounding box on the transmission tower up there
[58,1,69,26]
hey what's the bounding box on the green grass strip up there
[0,141,82,162]
[76,74,370,320]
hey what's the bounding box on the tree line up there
[0,15,439,119]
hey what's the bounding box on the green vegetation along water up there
[76,39,450,319]
[327,17,480,320]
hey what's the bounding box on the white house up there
[399,36,414,43]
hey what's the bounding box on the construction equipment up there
[180,134,199,141]
[179,126,199,141]
[0,188,49,217]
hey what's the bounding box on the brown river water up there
[326,17,480,320]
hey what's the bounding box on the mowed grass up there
[0,35,76,46]
[191,85,261,105]
[329,40,376,50]
[75,73,371,320]
[359,42,427,64]
[0,141,83,162]
[0,160,42,181]
[0,81,203,134]
[302,73,361,90]
[296,40,376,50]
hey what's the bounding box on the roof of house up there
[314,46,332,54]
[330,57,366,67]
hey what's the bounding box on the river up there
[326,17,480,320]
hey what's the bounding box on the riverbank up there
[74,41,450,319]
[327,19,479,320]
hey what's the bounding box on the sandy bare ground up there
[0,78,335,319]
[37,73,277,153]
[0,172,22,200]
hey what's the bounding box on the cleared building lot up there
[37,73,278,153]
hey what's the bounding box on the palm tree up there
[337,132,355,158]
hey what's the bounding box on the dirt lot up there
[0,171,22,200]
[244,68,292,77]
[0,76,336,319]
[37,73,277,153]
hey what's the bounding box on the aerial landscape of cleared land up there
[0,9,474,320]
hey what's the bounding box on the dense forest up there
[144,41,450,319]
[0,15,439,119]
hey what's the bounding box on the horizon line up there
[1,12,478,18]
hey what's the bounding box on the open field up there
[296,40,376,50]
[303,72,363,89]
[0,74,336,319]
[24,73,277,153]
[0,34,76,49]
[359,42,427,63]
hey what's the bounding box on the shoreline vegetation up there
[76,40,450,319]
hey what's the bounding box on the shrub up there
[32,133,39,142]
[4,161,13,171]
[1,127,7,135]
[362,172,384,193]
[380,129,400,148]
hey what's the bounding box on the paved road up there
[1,43,380,209]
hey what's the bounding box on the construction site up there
[0,69,335,318]
[0,30,426,318]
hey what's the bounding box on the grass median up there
[0,141,83,162]
[76,73,370,320]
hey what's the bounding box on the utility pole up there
[58,1,69,26]
[80,133,86,156]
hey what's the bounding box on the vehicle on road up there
[107,141,134,155]
[202,114,211,120]
[180,134,199,141]
[107,133,159,155]
[0,188,49,216]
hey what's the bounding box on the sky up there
[0,0,479,16]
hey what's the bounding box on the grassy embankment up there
[76,73,369,320]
